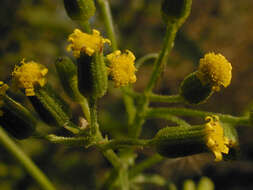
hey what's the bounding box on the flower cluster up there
[67,29,111,57]
[12,59,48,96]
[205,116,230,161]
[197,52,232,91]
[107,50,137,87]
[67,29,137,87]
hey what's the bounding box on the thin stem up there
[145,112,191,127]
[149,94,183,103]
[119,168,129,190]
[100,138,151,150]
[129,154,164,179]
[45,134,91,146]
[135,53,158,69]
[131,174,167,186]
[0,127,56,190]
[146,108,250,126]
[97,0,118,50]
[88,98,123,172]
[145,24,178,93]
[89,98,100,136]
[79,97,91,123]
[79,20,92,33]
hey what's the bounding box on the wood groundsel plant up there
[0,0,251,190]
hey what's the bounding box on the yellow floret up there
[205,116,230,161]
[107,50,137,87]
[197,52,232,91]
[67,29,111,57]
[12,59,48,96]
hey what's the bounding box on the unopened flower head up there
[67,29,111,57]
[0,81,9,116]
[197,53,232,91]
[107,50,137,87]
[12,59,48,96]
[205,115,230,161]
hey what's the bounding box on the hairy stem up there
[135,53,158,69]
[149,94,183,103]
[146,107,250,126]
[145,24,178,93]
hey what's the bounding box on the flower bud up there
[183,179,195,190]
[180,72,213,104]
[77,52,108,98]
[107,50,137,87]
[29,84,72,127]
[154,116,230,161]
[0,82,36,139]
[55,57,82,101]
[63,0,95,21]
[197,177,214,190]
[12,59,48,96]
[161,0,192,25]
[197,52,232,92]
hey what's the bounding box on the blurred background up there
[1,0,253,189]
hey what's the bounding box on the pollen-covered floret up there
[107,50,137,87]
[197,52,232,91]
[67,29,111,57]
[12,59,48,96]
[205,116,230,161]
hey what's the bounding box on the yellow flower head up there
[0,81,9,116]
[67,29,111,57]
[205,116,230,161]
[12,59,48,96]
[197,52,232,91]
[107,50,137,87]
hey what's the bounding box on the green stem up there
[145,112,190,127]
[131,174,167,186]
[89,98,100,136]
[97,0,118,50]
[129,154,164,179]
[100,138,151,150]
[135,53,158,69]
[79,97,91,123]
[45,134,91,146]
[145,24,178,93]
[79,20,92,33]
[129,24,179,138]
[119,167,129,190]
[88,98,124,181]
[149,94,183,103]
[146,107,250,126]
[0,127,56,190]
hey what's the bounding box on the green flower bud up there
[77,52,108,98]
[154,116,230,161]
[197,177,214,190]
[154,125,207,158]
[183,179,196,190]
[55,57,82,101]
[0,96,36,140]
[29,84,72,127]
[180,72,213,104]
[63,0,96,21]
[161,0,192,25]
